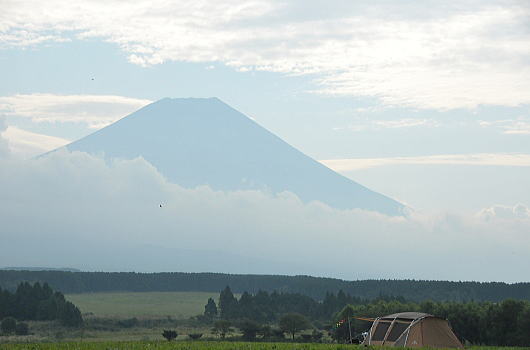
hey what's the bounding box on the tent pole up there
[348,316,353,344]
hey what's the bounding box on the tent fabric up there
[362,312,463,348]
[419,318,463,348]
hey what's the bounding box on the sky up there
[1,0,530,280]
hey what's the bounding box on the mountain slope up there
[64,98,404,215]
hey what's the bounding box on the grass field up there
[0,320,218,343]
[0,341,367,350]
[66,291,219,318]
[2,341,529,350]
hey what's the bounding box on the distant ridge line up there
[0,270,528,302]
[0,267,81,272]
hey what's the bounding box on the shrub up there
[118,317,139,328]
[188,333,203,340]
[212,319,233,339]
[1,317,17,335]
[162,329,178,341]
[238,319,261,341]
[279,313,311,340]
[15,322,29,336]
[312,329,324,342]
[272,328,285,339]
[301,334,312,342]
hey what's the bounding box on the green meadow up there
[0,341,348,350]
[2,341,530,350]
[65,292,219,319]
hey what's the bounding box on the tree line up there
[212,287,368,322]
[0,282,83,327]
[204,286,530,346]
[1,270,529,302]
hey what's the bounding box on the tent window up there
[394,331,408,347]
[372,322,391,341]
[387,321,411,341]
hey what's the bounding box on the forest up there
[0,282,83,327]
[205,287,530,346]
[1,270,529,302]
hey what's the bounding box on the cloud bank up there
[0,94,152,129]
[321,153,530,171]
[479,117,530,135]
[2,126,70,159]
[2,1,529,109]
[1,150,529,281]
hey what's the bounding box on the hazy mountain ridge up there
[62,98,404,215]
[1,270,529,302]
[0,267,81,272]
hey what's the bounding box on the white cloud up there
[334,117,439,132]
[1,1,529,109]
[0,94,152,128]
[479,117,530,135]
[2,126,70,159]
[0,117,10,158]
[373,119,438,129]
[478,204,530,221]
[320,153,530,171]
[0,150,529,281]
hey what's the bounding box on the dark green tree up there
[204,297,218,319]
[57,300,83,327]
[516,307,530,345]
[0,282,84,326]
[331,304,356,343]
[279,313,311,340]
[219,286,238,319]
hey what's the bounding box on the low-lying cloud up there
[478,204,530,221]
[1,150,529,282]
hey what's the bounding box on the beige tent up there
[362,312,463,348]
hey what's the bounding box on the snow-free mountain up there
[63,98,404,215]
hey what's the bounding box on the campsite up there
[2,274,530,347]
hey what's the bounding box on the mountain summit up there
[65,98,404,215]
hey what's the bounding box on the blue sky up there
[1,0,530,278]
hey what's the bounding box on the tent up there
[361,312,463,348]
